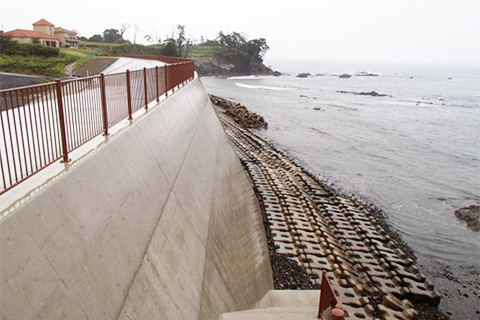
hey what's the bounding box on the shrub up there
[0,36,59,57]
[106,43,162,56]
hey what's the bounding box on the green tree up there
[161,38,178,57]
[176,25,186,57]
[217,32,247,51]
[215,31,270,73]
[88,34,104,42]
[184,39,192,58]
[144,34,153,45]
[103,29,122,43]
[247,38,269,62]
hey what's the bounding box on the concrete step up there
[258,289,320,308]
[219,306,319,320]
[219,290,321,320]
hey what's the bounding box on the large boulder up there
[454,205,480,232]
[296,73,311,78]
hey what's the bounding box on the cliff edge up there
[193,56,280,77]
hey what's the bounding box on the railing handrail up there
[0,59,195,195]
[0,81,56,94]
[58,74,101,84]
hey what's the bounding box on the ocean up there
[201,58,480,318]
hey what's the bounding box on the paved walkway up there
[214,107,441,319]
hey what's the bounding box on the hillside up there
[0,38,277,78]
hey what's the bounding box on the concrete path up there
[102,57,166,75]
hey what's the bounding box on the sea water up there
[201,59,480,318]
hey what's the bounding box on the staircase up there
[218,290,321,320]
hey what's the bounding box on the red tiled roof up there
[54,27,77,35]
[33,19,54,26]
[3,29,58,40]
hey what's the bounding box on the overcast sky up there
[1,0,479,66]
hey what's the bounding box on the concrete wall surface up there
[0,79,273,320]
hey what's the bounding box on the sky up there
[1,0,479,66]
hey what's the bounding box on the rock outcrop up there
[209,95,268,130]
[355,71,379,77]
[296,73,311,78]
[337,90,390,97]
[454,205,480,232]
[193,56,278,77]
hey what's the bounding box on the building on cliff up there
[2,19,79,48]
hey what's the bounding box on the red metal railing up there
[318,271,345,320]
[0,60,194,194]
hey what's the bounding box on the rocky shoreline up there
[210,95,450,319]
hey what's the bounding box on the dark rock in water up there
[209,94,268,130]
[355,71,378,77]
[448,77,453,80]
[454,205,480,232]
[339,73,352,78]
[359,91,388,97]
[297,73,311,78]
[409,76,414,79]
[313,107,321,111]
[337,90,389,97]
[273,71,282,76]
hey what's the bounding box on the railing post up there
[126,70,133,120]
[190,61,194,80]
[55,80,70,162]
[171,63,175,93]
[318,271,344,319]
[143,67,148,109]
[155,66,160,102]
[99,73,109,136]
[164,64,169,98]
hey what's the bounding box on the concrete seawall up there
[0,79,273,319]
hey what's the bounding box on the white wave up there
[235,82,288,91]
[228,75,273,80]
